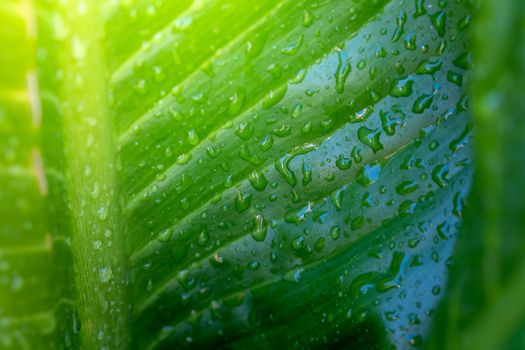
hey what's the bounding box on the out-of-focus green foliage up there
[0,0,522,349]
[426,0,525,349]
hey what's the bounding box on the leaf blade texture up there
[0,0,477,348]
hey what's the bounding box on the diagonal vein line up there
[116,0,287,142]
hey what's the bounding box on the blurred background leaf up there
[426,0,525,349]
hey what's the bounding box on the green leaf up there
[0,0,474,348]
[426,0,525,349]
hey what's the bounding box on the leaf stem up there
[53,1,130,347]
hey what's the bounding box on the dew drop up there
[98,267,112,283]
[251,214,268,242]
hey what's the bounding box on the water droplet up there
[260,135,274,152]
[430,10,447,37]
[281,34,303,55]
[206,145,220,158]
[390,77,414,97]
[247,260,260,271]
[447,71,463,86]
[414,0,427,17]
[248,170,268,191]
[329,225,341,240]
[197,230,208,246]
[272,124,292,138]
[408,335,423,347]
[235,190,253,213]
[334,51,352,93]
[285,202,313,224]
[157,229,172,243]
[210,253,226,268]
[283,267,304,283]
[314,237,326,252]
[336,154,352,170]
[331,188,344,210]
[457,15,471,30]
[412,94,434,113]
[245,32,267,58]
[302,9,314,27]
[239,144,263,165]
[186,129,200,145]
[152,66,165,82]
[176,153,192,165]
[432,164,449,187]
[453,52,473,70]
[235,122,254,140]
[404,33,417,50]
[266,63,283,79]
[275,154,297,187]
[380,109,402,136]
[98,267,112,283]
[96,206,108,221]
[302,160,312,186]
[251,214,268,242]
[376,252,405,292]
[392,11,407,42]
[356,164,381,187]
[228,89,246,116]
[291,236,305,250]
[289,69,307,84]
[291,103,303,118]
[174,16,192,30]
[133,79,148,95]
[399,200,417,216]
[358,127,384,153]
[396,180,419,195]
[351,146,363,163]
[351,216,364,230]
[437,221,451,240]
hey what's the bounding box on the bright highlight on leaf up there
[0,0,523,349]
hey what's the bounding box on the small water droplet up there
[157,229,172,243]
[247,260,260,271]
[98,267,112,283]
[281,34,303,55]
[235,190,253,213]
[390,77,414,97]
[251,214,268,242]
[329,225,341,240]
[396,180,419,195]
[96,206,108,221]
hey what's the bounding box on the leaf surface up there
[0,0,475,348]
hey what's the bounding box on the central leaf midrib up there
[50,2,130,348]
